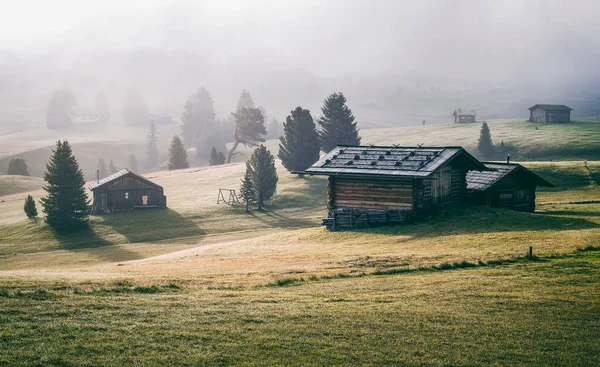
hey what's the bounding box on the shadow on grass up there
[350,205,600,239]
[55,227,143,263]
[247,209,318,228]
[99,208,205,243]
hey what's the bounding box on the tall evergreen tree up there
[209,147,220,166]
[24,195,38,220]
[128,154,139,173]
[195,132,227,161]
[267,117,281,139]
[167,136,189,170]
[317,92,361,152]
[181,88,216,147]
[478,121,494,158]
[108,159,118,175]
[236,89,255,111]
[7,158,29,176]
[239,170,254,213]
[94,91,110,123]
[40,141,89,232]
[46,88,78,129]
[145,120,159,171]
[217,152,226,165]
[97,158,108,179]
[278,107,321,172]
[122,89,149,125]
[227,107,266,163]
[243,145,278,210]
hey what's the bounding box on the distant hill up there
[0,175,44,197]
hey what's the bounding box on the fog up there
[1,0,600,129]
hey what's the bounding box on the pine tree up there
[94,91,110,123]
[40,141,89,232]
[181,88,216,147]
[244,145,278,210]
[167,136,189,170]
[209,147,219,166]
[24,195,38,220]
[227,107,266,163]
[278,107,321,172]
[239,170,254,213]
[128,154,139,173]
[217,152,226,165]
[317,92,361,152]
[267,117,280,139]
[122,89,149,125]
[145,120,159,171]
[7,158,29,176]
[46,88,78,129]
[108,159,118,175]
[236,89,255,111]
[97,158,108,179]
[195,132,227,161]
[478,121,495,158]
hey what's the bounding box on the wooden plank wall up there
[331,177,414,211]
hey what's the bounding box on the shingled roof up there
[466,163,553,192]
[305,145,487,178]
[89,169,163,190]
[452,108,477,116]
[527,104,573,111]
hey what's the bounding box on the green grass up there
[0,250,598,366]
[0,175,44,196]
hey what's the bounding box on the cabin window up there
[125,192,129,200]
[514,189,527,201]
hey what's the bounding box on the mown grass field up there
[1,156,600,365]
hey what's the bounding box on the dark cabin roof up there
[466,163,553,192]
[89,169,163,190]
[305,145,488,178]
[452,108,477,116]
[527,104,573,111]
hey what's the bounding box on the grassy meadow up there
[0,119,599,365]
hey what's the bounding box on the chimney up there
[96,169,100,183]
[507,154,510,164]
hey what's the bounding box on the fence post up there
[529,246,533,259]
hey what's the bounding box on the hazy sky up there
[2,0,599,82]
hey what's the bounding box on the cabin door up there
[432,166,452,203]
[142,195,149,206]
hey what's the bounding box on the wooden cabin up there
[90,169,167,214]
[452,108,477,123]
[305,146,488,230]
[466,163,553,212]
[528,104,572,123]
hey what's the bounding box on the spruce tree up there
[478,121,494,158]
[108,159,118,175]
[40,141,89,232]
[217,152,226,165]
[97,158,108,179]
[239,170,254,213]
[227,107,266,163]
[94,91,110,123]
[181,88,216,147]
[317,92,361,152]
[209,147,219,166]
[267,117,280,139]
[128,154,139,173]
[167,136,189,170]
[145,120,159,171]
[244,145,278,210]
[278,107,320,172]
[24,195,38,220]
[7,158,29,176]
[236,89,255,111]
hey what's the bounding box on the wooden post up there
[529,246,533,259]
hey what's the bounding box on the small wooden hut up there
[466,163,552,212]
[305,146,488,230]
[90,169,167,214]
[452,108,477,123]
[528,104,573,123]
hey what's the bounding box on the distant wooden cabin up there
[305,146,488,230]
[452,108,477,123]
[528,104,573,123]
[466,163,552,212]
[90,169,167,214]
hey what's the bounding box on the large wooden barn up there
[305,146,488,230]
[90,169,167,214]
[466,163,553,212]
[528,104,573,123]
